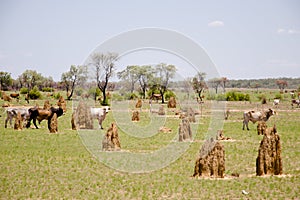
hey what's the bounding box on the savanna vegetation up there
[1,86,300,199]
[1,52,300,199]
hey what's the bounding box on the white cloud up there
[277,28,300,34]
[208,20,224,27]
[277,28,285,34]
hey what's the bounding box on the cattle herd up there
[1,90,300,133]
[3,96,109,132]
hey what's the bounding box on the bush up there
[53,92,61,100]
[225,91,250,101]
[20,87,29,94]
[111,93,124,101]
[274,93,283,100]
[29,86,41,99]
[88,87,101,100]
[124,93,138,100]
[164,90,176,101]
[42,87,53,92]
[206,93,216,100]
[101,98,110,106]
[216,94,226,101]
[75,88,84,96]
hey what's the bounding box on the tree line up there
[1,52,300,105]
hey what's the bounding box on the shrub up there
[216,94,226,101]
[225,91,250,101]
[206,93,216,100]
[88,87,101,100]
[111,93,124,101]
[124,93,138,100]
[28,86,41,99]
[20,87,29,94]
[101,98,110,106]
[75,88,84,96]
[53,92,61,99]
[164,90,176,101]
[274,93,283,100]
[42,87,53,92]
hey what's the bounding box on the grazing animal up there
[10,93,20,99]
[26,106,64,129]
[291,99,300,108]
[273,99,280,107]
[5,107,30,128]
[90,106,109,129]
[243,108,276,130]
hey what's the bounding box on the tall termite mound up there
[49,113,58,133]
[193,138,225,178]
[256,124,283,176]
[14,112,23,130]
[75,101,93,129]
[178,117,192,141]
[57,96,67,113]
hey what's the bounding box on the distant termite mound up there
[132,110,140,121]
[135,99,142,109]
[102,122,121,151]
[57,96,67,113]
[158,105,165,115]
[178,117,192,141]
[193,138,225,178]
[43,100,51,110]
[167,96,176,108]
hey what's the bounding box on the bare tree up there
[89,52,118,105]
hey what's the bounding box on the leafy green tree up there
[117,65,139,93]
[18,70,43,90]
[152,63,176,103]
[208,78,222,94]
[192,72,206,102]
[61,65,88,100]
[136,65,154,99]
[89,52,118,105]
[0,71,12,90]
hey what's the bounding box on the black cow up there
[26,106,64,129]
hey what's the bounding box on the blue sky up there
[0,0,300,81]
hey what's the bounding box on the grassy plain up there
[0,89,299,199]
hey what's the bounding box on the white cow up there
[90,106,110,129]
[273,99,280,107]
[243,108,276,130]
[5,107,30,128]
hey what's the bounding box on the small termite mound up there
[132,110,140,121]
[102,122,121,151]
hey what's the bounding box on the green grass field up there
[0,90,299,199]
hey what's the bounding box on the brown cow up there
[243,108,276,130]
